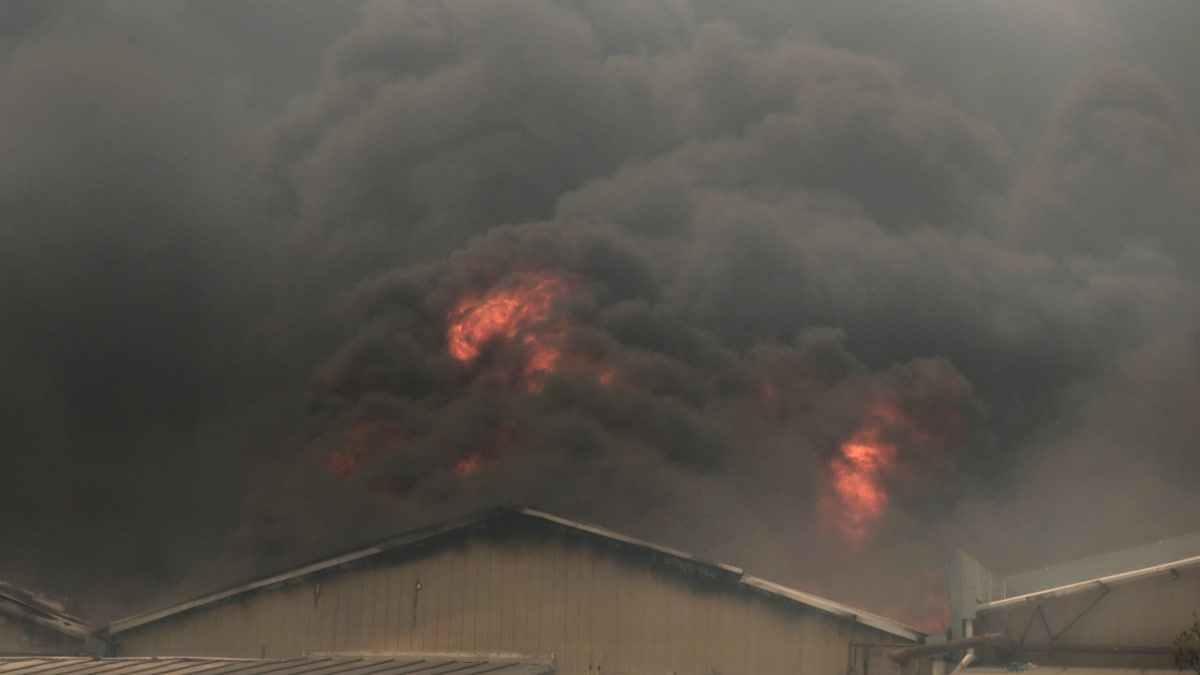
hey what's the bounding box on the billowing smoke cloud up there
[3,0,1199,630]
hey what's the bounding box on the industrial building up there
[103,505,924,675]
[0,581,91,655]
[949,532,1200,674]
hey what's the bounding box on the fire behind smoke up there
[317,258,970,558]
[820,405,933,547]
[446,271,578,391]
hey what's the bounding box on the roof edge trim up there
[978,554,1200,612]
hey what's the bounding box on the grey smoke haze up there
[2,0,1199,627]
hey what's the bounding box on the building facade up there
[110,507,923,675]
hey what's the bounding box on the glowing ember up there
[453,451,486,476]
[821,406,906,546]
[324,450,366,477]
[323,420,407,478]
[446,271,575,389]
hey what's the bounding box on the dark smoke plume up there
[2,0,1199,630]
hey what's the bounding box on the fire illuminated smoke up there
[821,406,909,547]
[453,452,486,477]
[446,271,575,389]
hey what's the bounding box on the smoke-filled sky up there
[3,0,1200,629]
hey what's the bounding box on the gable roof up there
[0,581,90,640]
[108,505,923,642]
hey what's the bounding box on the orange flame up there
[446,271,575,389]
[453,451,486,476]
[821,406,907,546]
[323,420,407,478]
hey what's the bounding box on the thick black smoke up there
[2,0,1199,628]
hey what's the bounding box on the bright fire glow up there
[821,406,907,546]
[446,271,575,389]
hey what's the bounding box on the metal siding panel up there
[361,566,380,652]
[528,537,549,657]
[580,540,596,673]
[437,546,459,652]
[545,536,567,665]
[612,551,634,675]
[447,546,468,653]
[508,541,528,655]
[207,603,231,656]
[423,553,443,653]
[451,547,468,653]
[482,541,508,654]
[695,584,715,673]
[349,566,368,652]
[502,541,520,654]
[557,540,578,675]
[746,592,765,674]
[413,559,433,653]
[266,583,292,657]
[680,575,700,675]
[801,610,819,674]
[471,540,492,654]
[668,571,687,674]
[586,547,608,673]
[381,563,400,654]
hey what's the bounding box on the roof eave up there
[978,554,1200,612]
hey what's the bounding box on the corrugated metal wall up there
[116,532,906,675]
[0,621,20,654]
[978,565,1200,669]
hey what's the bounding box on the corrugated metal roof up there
[108,505,923,642]
[1001,531,1200,598]
[0,582,90,639]
[0,656,552,675]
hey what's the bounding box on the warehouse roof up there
[0,656,552,675]
[0,581,90,640]
[109,505,923,641]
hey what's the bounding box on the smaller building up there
[950,531,1200,673]
[0,581,91,655]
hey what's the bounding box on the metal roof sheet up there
[108,505,922,642]
[977,553,1200,612]
[1001,531,1200,598]
[0,657,552,675]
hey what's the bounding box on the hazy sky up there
[2,0,1199,627]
